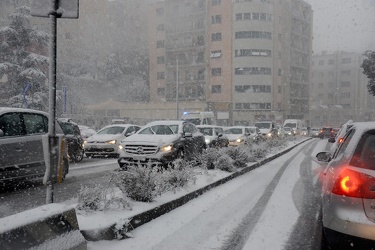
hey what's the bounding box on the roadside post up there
[31,0,79,204]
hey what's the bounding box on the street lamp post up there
[176,58,179,120]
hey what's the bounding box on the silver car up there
[316,122,375,248]
[84,124,140,158]
[0,107,69,183]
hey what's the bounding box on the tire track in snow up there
[220,141,312,250]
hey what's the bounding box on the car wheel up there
[72,148,84,162]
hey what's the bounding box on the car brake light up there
[338,137,344,144]
[332,168,375,198]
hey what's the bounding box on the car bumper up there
[322,194,375,241]
[118,150,179,167]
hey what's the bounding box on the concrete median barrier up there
[0,203,86,250]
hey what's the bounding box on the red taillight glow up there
[338,137,344,144]
[332,168,375,198]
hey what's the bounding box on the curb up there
[0,203,87,250]
[81,138,311,241]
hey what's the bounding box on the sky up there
[304,0,375,54]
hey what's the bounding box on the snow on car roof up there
[0,107,47,115]
[350,121,375,132]
[146,120,185,126]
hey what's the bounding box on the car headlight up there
[107,140,117,144]
[267,133,272,137]
[205,138,211,144]
[118,144,123,150]
[161,144,173,152]
[236,138,244,143]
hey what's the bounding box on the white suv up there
[0,107,69,183]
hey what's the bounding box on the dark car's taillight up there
[332,168,375,199]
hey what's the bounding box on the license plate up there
[133,155,146,161]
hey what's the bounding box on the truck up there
[181,111,215,125]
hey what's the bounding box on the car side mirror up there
[217,133,223,138]
[328,137,335,143]
[316,152,331,162]
[0,129,3,137]
[183,132,193,138]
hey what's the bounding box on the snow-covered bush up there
[113,164,164,202]
[197,147,222,170]
[76,184,132,212]
[215,154,236,172]
[161,159,197,193]
[265,138,288,153]
[247,148,268,162]
[223,146,251,168]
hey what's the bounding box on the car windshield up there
[284,123,296,128]
[182,118,200,125]
[97,126,125,135]
[225,128,243,134]
[59,122,80,136]
[138,125,174,135]
[198,127,213,136]
[248,128,256,133]
[255,123,271,129]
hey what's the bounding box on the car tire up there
[72,148,84,162]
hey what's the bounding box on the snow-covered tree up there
[0,5,49,110]
[361,50,375,96]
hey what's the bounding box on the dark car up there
[57,119,85,162]
[0,108,69,183]
[118,120,206,168]
[319,127,334,139]
[316,122,375,249]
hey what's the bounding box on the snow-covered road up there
[89,138,329,250]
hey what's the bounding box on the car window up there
[350,130,375,170]
[152,125,174,135]
[183,123,194,133]
[23,113,48,135]
[126,126,135,135]
[216,128,224,135]
[332,128,355,159]
[0,113,22,137]
[168,125,179,134]
[199,128,213,136]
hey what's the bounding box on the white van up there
[254,121,278,139]
[283,119,304,135]
[181,111,215,125]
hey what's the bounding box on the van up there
[181,111,215,125]
[254,121,278,139]
[283,119,304,135]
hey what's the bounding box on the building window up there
[157,40,164,48]
[328,59,334,65]
[212,0,221,6]
[235,31,271,39]
[157,24,164,31]
[235,85,271,93]
[156,7,164,16]
[211,15,222,24]
[341,70,351,76]
[234,103,271,110]
[234,49,271,57]
[157,72,165,80]
[244,13,251,20]
[211,50,222,58]
[235,67,271,75]
[318,82,324,88]
[157,88,165,96]
[197,35,205,45]
[197,52,204,63]
[341,58,351,64]
[341,92,350,98]
[157,56,165,64]
[318,60,324,65]
[211,68,222,76]
[211,32,222,41]
[341,81,351,87]
[197,69,205,80]
[212,85,221,93]
[236,13,243,20]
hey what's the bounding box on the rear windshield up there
[351,130,375,170]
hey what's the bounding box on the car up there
[117,120,206,168]
[224,126,254,146]
[328,120,355,154]
[84,124,141,158]
[0,107,69,183]
[316,122,375,248]
[78,125,96,140]
[247,126,263,142]
[319,127,334,139]
[57,119,85,162]
[196,125,229,148]
[283,126,293,136]
[254,121,279,139]
[301,127,309,136]
[310,127,320,137]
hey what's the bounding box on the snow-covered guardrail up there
[0,203,86,250]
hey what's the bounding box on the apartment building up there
[310,51,375,127]
[148,0,312,126]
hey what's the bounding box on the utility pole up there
[176,57,179,120]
